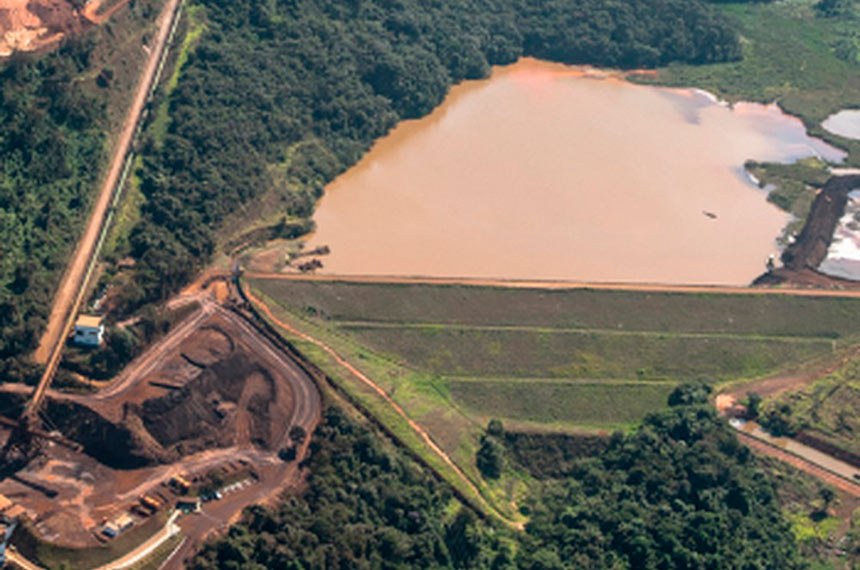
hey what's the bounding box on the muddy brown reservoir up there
[304,59,843,285]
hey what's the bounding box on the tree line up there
[0,40,106,383]
[190,388,804,569]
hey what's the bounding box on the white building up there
[73,315,105,347]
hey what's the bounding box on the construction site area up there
[0,280,322,568]
[0,0,131,57]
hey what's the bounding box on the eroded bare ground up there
[0,287,321,549]
[0,0,74,57]
[0,0,131,57]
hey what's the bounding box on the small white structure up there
[102,513,134,539]
[73,315,105,347]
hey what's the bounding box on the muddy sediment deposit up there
[756,175,860,286]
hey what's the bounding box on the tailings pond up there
[303,59,844,285]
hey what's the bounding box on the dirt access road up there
[1,283,322,567]
[29,0,182,414]
[82,0,132,25]
[737,431,860,498]
[244,271,860,297]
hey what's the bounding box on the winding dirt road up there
[82,0,132,25]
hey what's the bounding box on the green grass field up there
[252,278,860,427]
[262,280,860,337]
[249,277,860,522]
[340,323,834,381]
[450,380,676,427]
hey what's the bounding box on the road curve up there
[29,0,183,413]
[215,304,322,440]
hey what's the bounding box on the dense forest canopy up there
[191,395,803,569]
[119,0,742,313]
[0,42,106,382]
[517,405,801,568]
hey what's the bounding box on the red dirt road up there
[82,0,132,25]
[738,432,860,498]
[29,0,181,412]
[244,272,860,298]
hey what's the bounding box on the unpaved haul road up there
[29,0,182,411]
[82,0,132,25]
[736,432,860,498]
[244,272,860,298]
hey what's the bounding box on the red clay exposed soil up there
[0,296,322,550]
[180,326,234,366]
[81,0,129,24]
[0,0,131,57]
[0,0,81,57]
[38,307,305,467]
[738,432,860,498]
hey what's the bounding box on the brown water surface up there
[304,59,843,285]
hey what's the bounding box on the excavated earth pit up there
[0,306,316,549]
[51,314,297,466]
[136,353,292,460]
